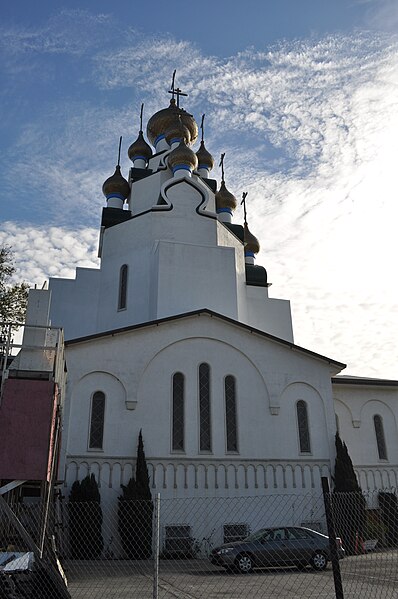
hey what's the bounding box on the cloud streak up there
[1,13,397,378]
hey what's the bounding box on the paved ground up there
[64,550,398,598]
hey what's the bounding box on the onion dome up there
[102,165,130,200]
[244,223,260,255]
[128,130,153,163]
[147,98,198,148]
[196,140,214,171]
[215,180,238,213]
[165,116,191,146]
[168,141,198,174]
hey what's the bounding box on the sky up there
[0,0,397,379]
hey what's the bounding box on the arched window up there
[225,375,238,452]
[374,415,387,460]
[296,400,311,453]
[89,391,105,449]
[172,373,185,451]
[118,264,128,310]
[199,363,211,451]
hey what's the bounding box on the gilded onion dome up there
[128,130,153,163]
[196,140,214,171]
[147,98,198,147]
[165,116,191,146]
[215,180,238,212]
[102,165,130,199]
[168,141,198,172]
[244,223,260,254]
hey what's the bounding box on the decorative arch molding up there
[359,399,397,428]
[65,456,332,494]
[280,380,324,400]
[279,382,329,458]
[333,398,356,429]
[159,170,215,217]
[136,335,272,413]
[355,466,398,492]
[74,370,130,410]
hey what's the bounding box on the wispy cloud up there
[1,13,397,378]
[0,222,99,286]
[0,10,113,58]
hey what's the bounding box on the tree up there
[68,474,104,559]
[333,432,360,492]
[332,432,366,554]
[0,246,28,333]
[118,430,154,559]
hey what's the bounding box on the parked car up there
[210,526,344,573]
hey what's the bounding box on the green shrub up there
[118,431,153,559]
[68,474,103,559]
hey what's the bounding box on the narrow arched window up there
[118,264,128,310]
[199,363,211,451]
[89,391,105,449]
[374,415,387,460]
[297,400,311,453]
[172,373,184,451]
[225,375,238,452]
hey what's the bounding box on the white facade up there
[23,93,398,545]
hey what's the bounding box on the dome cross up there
[241,191,248,225]
[200,114,205,142]
[117,136,122,167]
[219,152,226,182]
[168,70,188,108]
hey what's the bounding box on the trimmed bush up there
[68,474,103,559]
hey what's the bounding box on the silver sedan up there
[210,526,345,574]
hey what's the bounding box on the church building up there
[20,82,398,544]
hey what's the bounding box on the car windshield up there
[244,528,270,542]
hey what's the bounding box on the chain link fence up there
[1,486,397,598]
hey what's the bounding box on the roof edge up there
[65,308,346,369]
[332,376,398,387]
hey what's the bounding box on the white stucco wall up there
[63,313,338,499]
[333,382,398,489]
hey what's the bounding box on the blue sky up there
[1,0,398,378]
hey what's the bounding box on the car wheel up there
[235,553,254,574]
[311,552,327,571]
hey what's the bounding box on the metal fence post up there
[321,476,345,599]
[153,493,161,599]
